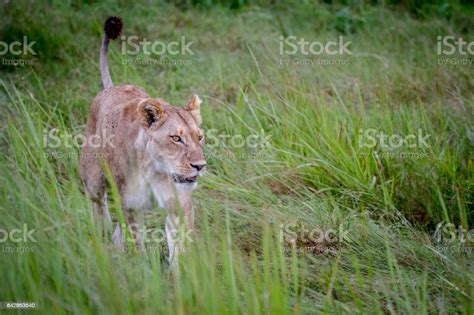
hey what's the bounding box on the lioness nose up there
[190,163,206,171]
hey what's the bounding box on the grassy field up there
[0,0,473,314]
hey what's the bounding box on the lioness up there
[80,16,206,264]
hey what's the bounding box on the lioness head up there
[137,95,206,186]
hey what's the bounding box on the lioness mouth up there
[172,174,198,184]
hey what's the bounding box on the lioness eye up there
[198,135,203,141]
[171,136,182,143]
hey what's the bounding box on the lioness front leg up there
[165,203,194,266]
[92,192,112,224]
[112,209,143,252]
[165,212,181,266]
[125,209,143,251]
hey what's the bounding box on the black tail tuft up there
[104,16,123,40]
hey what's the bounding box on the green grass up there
[0,1,473,314]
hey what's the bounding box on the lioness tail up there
[100,16,123,89]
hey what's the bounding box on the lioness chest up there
[123,171,173,212]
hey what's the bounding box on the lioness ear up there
[187,94,202,125]
[137,98,166,129]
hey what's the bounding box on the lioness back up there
[88,85,148,133]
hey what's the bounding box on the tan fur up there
[80,84,206,264]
